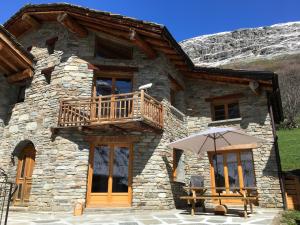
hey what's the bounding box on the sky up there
[1,0,300,41]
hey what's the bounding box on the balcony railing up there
[57,90,164,130]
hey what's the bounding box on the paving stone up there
[140,219,163,225]
[119,223,138,225]
[33,219,60,223]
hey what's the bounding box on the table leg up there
[203,200,206,213]
[250,200,253,214]
[191,190,196,216]
[243,200,248,218]
[191,200,195,216]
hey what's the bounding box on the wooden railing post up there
[110,94,115,120]
[98,96,101,121]
[140,90,145,116]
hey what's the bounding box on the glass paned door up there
[88,143,132,207]
[112,146,129,192]
[93,77,133,121]
[210,150,256,198]
[92,145,110,193]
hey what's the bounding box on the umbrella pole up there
[213,133,222,205]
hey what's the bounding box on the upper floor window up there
[45,37,58,54]
[93,75,132,97]
[206,93,243,121]
[16,85,26,103]
[95,36,133,60]
[213,101,240,121]
[41,67,54,84]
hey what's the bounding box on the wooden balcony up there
[56,91,164,132]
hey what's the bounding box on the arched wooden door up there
[14,145,36,206]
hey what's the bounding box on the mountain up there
[180,22,300,67]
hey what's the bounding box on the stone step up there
[84,207,136,214]
[9,206,29,212]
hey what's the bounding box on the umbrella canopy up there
[168,127,264,155]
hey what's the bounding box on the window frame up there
[208,149,257,196]
[211,99,241,121]
[92,73,133,97]
[205,93,243,121]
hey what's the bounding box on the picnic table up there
[180,186,258,218]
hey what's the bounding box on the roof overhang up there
[0,25,34,84]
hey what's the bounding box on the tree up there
[278,66,300,128]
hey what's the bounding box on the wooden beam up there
[0,64,10,74]
[6,68,33,83]
[69,12,162,39]
[85,135,140,143]
[129,29,157,59]
[166,54,183,60]
[175,65,190,71]
[88,64,138,73]
[184,72,273,89]
[144,37,170,47]
[21,13,41,30]
[57,13,88,38]
[154,46,177,55]
[170,59,186,66]
[0,54,19,72]
[205,93,244,102]
[80,21,129,40]
[0,35,33,68]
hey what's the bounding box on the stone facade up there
[0,20,282,211]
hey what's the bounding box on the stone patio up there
[7,208,281,225]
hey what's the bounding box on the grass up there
[277,128,300,172]
[281,210,300,225]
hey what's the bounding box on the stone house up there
[0,3,284,211]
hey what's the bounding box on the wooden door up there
[14,146,36,206]
[87,143,133,207]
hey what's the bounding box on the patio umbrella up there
[168,127,264,155]
[168,127,264,192]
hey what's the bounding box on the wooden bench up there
[180,189,258,218]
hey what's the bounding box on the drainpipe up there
[267,93,287,210]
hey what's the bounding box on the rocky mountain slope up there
[180,22,300,67]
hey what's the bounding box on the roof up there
[3,3,283,121]
[0,25,34,83]
[0,25,34,61]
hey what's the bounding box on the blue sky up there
[1,0,300,41]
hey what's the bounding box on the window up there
[205,93,243,121]
[45,37,58,54]
[16,86,26,103]
[93,76,132,96]
[41,67,54,84]
[95,36,133,60]
[209,150,256,195]
[27,46,32,52]
[213,101,240,121]
[173,149,185,183]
